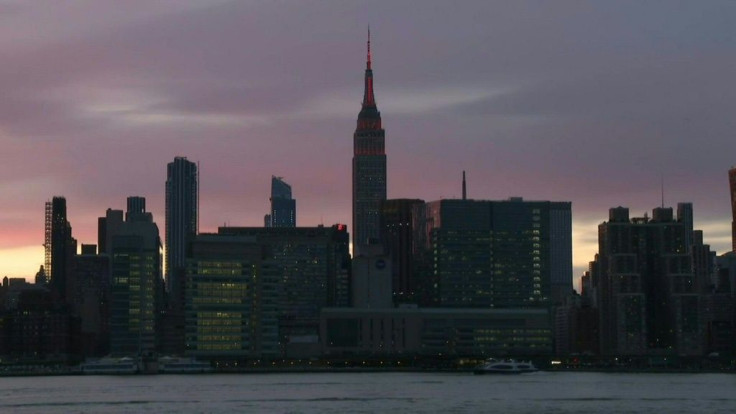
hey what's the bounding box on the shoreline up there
[2,365,735,377]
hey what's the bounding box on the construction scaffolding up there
[44,200,52,281]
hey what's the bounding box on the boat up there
[473,358,538,374]
[80,357,140,375]
[158,357,213,374]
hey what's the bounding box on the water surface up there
[1,371,734,413]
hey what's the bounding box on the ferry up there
[80,357,140,375]
[158,357,213,374]
[473,358,538,374]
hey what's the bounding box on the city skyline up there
[2,2,736,287]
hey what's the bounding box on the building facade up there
[380,199,424,304]
[0,286,75,362]
[352,31,386,254]
[185,234,280,360]
[321,307,552,358]
[351,244,392,309]
[46,197,77,302]
[413,198,572,308]
[211,224,351,358]
[104,199,162,356]
[165,157,198,301]
[71,246,111,357]
[591,206,706,356]
[266,176,296,228]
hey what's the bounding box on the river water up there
[0,371,734,413]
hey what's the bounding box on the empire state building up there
[352,30,386,254]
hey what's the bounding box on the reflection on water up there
[1,371,735,413]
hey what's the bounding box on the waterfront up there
[0,371,734,413]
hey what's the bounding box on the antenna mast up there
[462,171,467,200]
[661,175,665,208]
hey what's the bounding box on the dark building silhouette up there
[34,265,47,285]
[209,224,351,358]
[45,197,77,303]
[712,253,736,355]
[591,206,707,356]
[352,30,386,254]
[266,176,296,228]
[730,167,736,252]
[165,157,198,305]
[70,245,111,356]
[351,244,392,309]
[678,202,694,251]
[380,198,424,304]
[103,198,163,357]
[126,196,146,219]
[321,307,552,358]
[0,284,76,362]
[413,198,572,308]
[185,234,280,360]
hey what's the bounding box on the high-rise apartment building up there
[591,206,706,356]
[165,157,198,300]
[352,30,386,254]
[103,198,162,356]
[266,176,296,228]
[678,202,694,251]
[71,245,111,356]
[45,197,77,302]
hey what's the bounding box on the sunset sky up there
[1,1,735,288]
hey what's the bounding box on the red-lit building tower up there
[352,29,387,254]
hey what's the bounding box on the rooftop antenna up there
[661,174,665,208]
[462,170,467,200]
[367,25,371,70]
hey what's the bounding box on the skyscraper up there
[185,234,280,359]
[413,198,572,308]
[126,196,146,219]
[105,198,162,356]
[380,198,424,303]
[45,196,76,301]
[730,167,736,252]
[266,176,296,228]
[165,157,198,298]
[591,206,705,356]
[211,224,351,358]
[352,29,386,254]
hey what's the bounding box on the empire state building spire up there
[358,28,380,129]
[363,27,375,107]
[367,26,372,70]
[352,28,387,254]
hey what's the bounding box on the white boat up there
[158,357,213,374]
[473,358,538,374]
[80,357,140,375]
